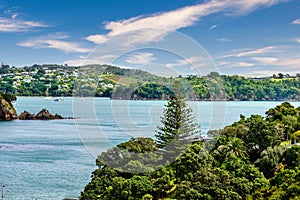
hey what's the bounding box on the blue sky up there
[0,0,300,76]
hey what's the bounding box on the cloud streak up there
[86,0,287,47]
[125,52,156,65]
[251,56,278,64]
[18,34,90,53]
[292,19,300,24]
[0,12,47,32]
[233,62,255,67]
[216,43,300,75]
[221,46,279,58]
[166,56,210,68]
[209,24,218,30]
[216,38,233,42]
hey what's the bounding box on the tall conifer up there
[155,81,200,151]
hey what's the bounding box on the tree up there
[283,145,300,169]
[80,101,300,200]
[155,81,200,152]
[221,114,281,161]
[96,137,158,173]
[214,137,248,163]
[267,167,300,199]
[227,114,282,161]
[265,102,300,141]
[130,176,153,199]
[0,92,16,103]
[291,130,300,143]
[265,102,299,123]
[254,146,285,178]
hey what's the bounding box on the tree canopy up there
[80,102,300,200]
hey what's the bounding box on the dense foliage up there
[1,64,300,100]
[0,91,17,103]
[80,101,300,199]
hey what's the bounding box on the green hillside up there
[0,63,299,100]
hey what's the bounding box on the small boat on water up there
[54,98,64,102]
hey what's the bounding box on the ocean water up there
[0,97,299,200]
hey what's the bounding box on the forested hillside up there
[0,64,299,100]
[80,101,300,200]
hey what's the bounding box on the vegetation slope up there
[0,64,300,101]
[80,89,300,199]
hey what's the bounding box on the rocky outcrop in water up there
[0,97,18,120]
[35,109,63,120]
[19,109,70,120]
[18,111,35,120]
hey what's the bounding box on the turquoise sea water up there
[0,97,300,199]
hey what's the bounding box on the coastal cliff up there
[0,96,18,120]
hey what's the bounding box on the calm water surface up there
[0,97,299,199]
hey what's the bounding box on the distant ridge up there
[0,64,299,101]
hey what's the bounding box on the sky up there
[0,0,300,76]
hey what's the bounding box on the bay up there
[0,97,299,199]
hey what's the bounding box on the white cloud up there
[252,56,278,64]
[86,34,108,44]
[209,24,218,30]
[0,12,47,32]
[249,55,300,75]
[125,52,156,65]
[274,56,300,68]
[226,0,289,15]
[86,0,287,47]
[166,56,209,68]
[217,61,254,68]
[216,44,300,75]
[217,61,230,66]
[18,34,90,53]
[233,62,255,67]
[291,19,300,24]
[86,1,227,46]
[216,38,233,42]
[222,46,279,58]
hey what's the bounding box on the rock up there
[53,113,63,119]
[0,98,18,120]
[19,111,35,120]
[19,109,71,120]
[35,109,53,120]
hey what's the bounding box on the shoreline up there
[15,96,300,102]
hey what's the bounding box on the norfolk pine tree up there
[155,80,201,161]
